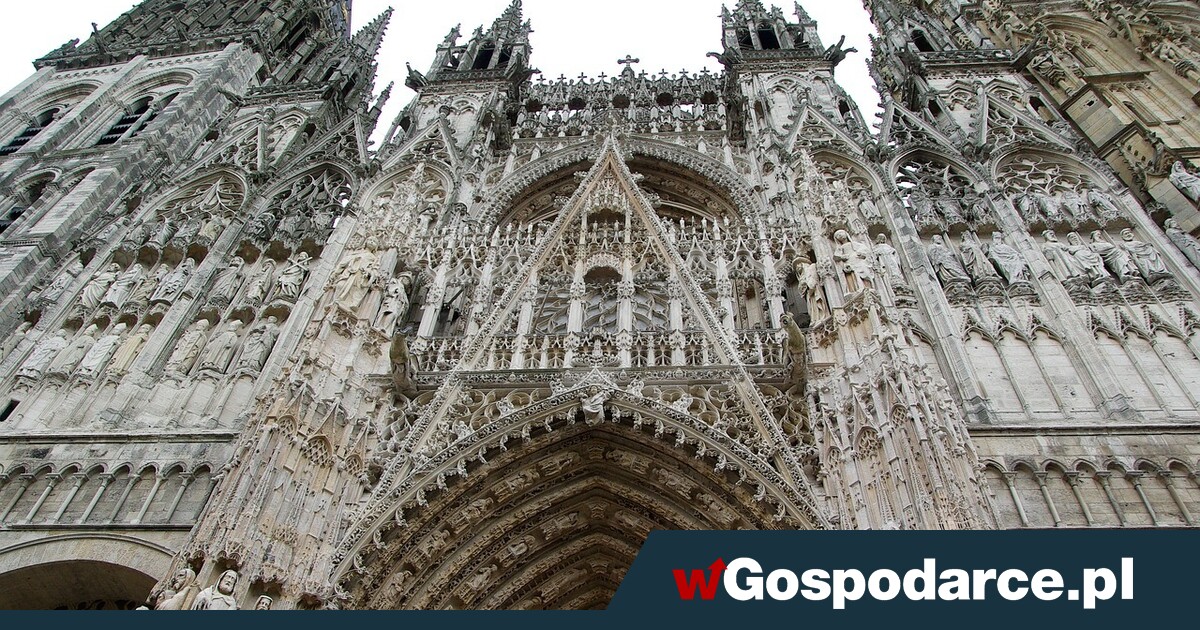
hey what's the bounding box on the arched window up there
[912,30,935,53]
[757,22,781,50]
[473,42,496,70]
[0,108,60,156]
[95,94,176,146]
[737,28,753,50]
[1,178,51,233]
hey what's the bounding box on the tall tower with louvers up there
[0,0,1197,610]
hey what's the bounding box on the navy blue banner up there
[611,530,1198,624]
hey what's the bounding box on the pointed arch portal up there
[340,394,818,610]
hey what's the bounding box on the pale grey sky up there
[0,1,881,142]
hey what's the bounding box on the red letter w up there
[673,558,727,601]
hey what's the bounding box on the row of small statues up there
[145,568,272,610]
[1041,229,1173,287]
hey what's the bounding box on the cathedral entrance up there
[345,415,797,610]
[0,560,155,609]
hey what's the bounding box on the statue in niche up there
[793,256,826,322]
[77,323,127,379]
[276,210,309,242]
[173,213,203,244]
[253,596,272,611]
[102,263,146,308]
[17,329,69,380]
[199,320,244,374]
[149,217,176,249]
[581,390,610,424]
[832,229,874,293]
[1164,218,1200,268]
[908,192,938,226]
[375,273,414,334]
[153,568,199,610]
[333,245,379,313]
[37,260,84,307]
[50,324,99,376]
[165,320,212,375]
[1036,193,1064,223]
[873,234,905,284]
[209,256,246,305]
[80,263,121,312]
[1059,190,1085,223]
[236,316,280,372]
[1016,195,1038,224]
[152,258,197,304]
[390,332,417,398]
[276,252,311,301]
[0,322,33,362]
[108,323,153,376]
[1118,229,1171,283]
[1065,232,1110,284]
[191,569,239,610]
[927,235,970,285]
[128,266,166,309]
[243,260,275,306]
[198,213,227,243]
[1089,231,1138,283]
[858,194,881,222]
[245,210,276,242]
[1041,231,1082,279]
[959,232,998,282]
[1087,190,1121,220]
[781,313,808,398]
[986,233,1029,284]
[1169,161,1200,202]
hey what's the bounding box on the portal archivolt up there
[342,418,797,610]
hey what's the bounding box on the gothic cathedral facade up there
[0,0,1197,611]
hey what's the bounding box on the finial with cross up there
[618,55,640,68]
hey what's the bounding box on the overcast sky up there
[0,1,881,142]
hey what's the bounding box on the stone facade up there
[0,0,1196,611]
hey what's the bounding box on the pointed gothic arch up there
[335,388,826,610]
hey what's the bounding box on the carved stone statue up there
[37,260,84,307]
[152,258,197,304]
[254,596,273,611]
[781,312,808,397]
[375,273,413,334]
[1164,218,1200,269]
[1089,230,1137,283]
[1087,189,1121,220]
[986,233,1029,284]
[959,232,998,282]
[824,35,858,68]
[199,320,244,373]
[209,256,246,305]
[108,323,153,376]
[873,234,904,283]
[927,235,969,285]
[1042,231,1082,279]
[793,255,826,322]
[243,261,275,306]
[1065,232,1110,284]
[76,322,127,379]
[333,249,378,313]
[49,324,99,376]
[581,390,610,423]
[832,229,874,293]
[153,568,199,610]
[1169,161,1200,202]
[859,194,881,222]
[277,252,311,301]
[80,263,121,312]
[236,316,280,371]
[102,263,146,308]
[166,320,212,375]
[390,332,417,397]
[1118,228,1170,283]
[191,569,239,610]
[17,329,69,380]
